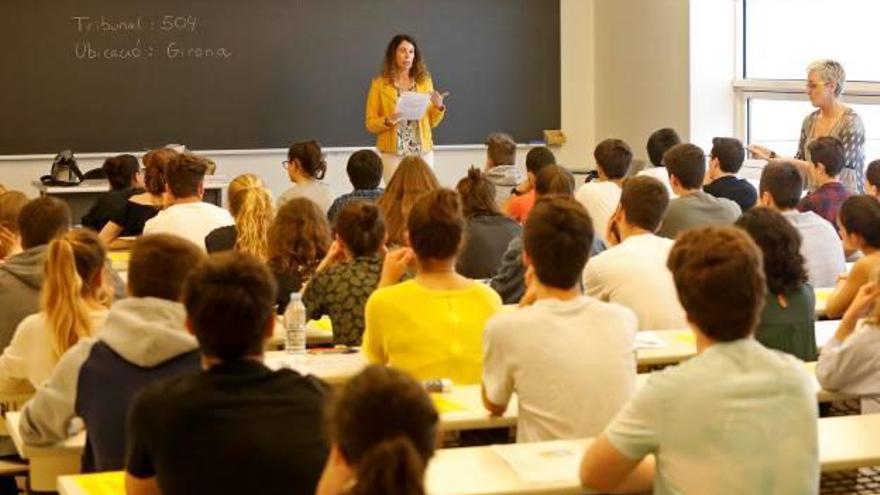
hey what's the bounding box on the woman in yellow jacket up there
[365,34,447,184]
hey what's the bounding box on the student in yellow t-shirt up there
[363,188,502,384]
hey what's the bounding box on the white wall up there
[0,0,596,199]
[593,0,691,165]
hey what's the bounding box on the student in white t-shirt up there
[580,226,819,495]
[583,176,686,330]
[142,153,234,250]
[482,195,637,442]
[575,139,632,245]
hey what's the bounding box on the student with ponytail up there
[317,365,438,495]
[278,140,333,213]
[455,167,521,279]
[0,229,109,390]
[363,189,502,384]
[205,173,274,261]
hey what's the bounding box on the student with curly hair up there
[278,140,333,214]
[268,198,331,314]
[205,174,274,262]
[736,207,816,361]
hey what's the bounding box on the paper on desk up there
[491,441,583,484]
[396,91,431,121]
[635,331,666,349]
[76,471,124,494]
[431,393,468,413]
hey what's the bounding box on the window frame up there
[733,0,880,145]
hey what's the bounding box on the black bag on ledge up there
[40,149,84,187]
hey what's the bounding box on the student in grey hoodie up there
[484,132,524,205]
[19,234,206,472]
[0,197,70,351]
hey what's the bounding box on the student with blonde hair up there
[0,229,109,390]
[99,148,174,246]
[376,155,440,246]
[0,190,28,261]
[206,173,274,262]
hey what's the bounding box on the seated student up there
[19,234,205,472]
[125,253,329,495]
[278,140,334,213]
[583,176,687,331]
[491,164,577,304]
[824,196,880,318]
[657,143,741,239]
[0,190,27,261]
[865,159,880,199]
[99,148,174,245]
[637,127,681,194]
[482,195,637,442]
[455,168,521,279]
[0,197,70,351]
[816,270,880,412]
[484,132,523,205]
[758,161,846,288]
[143,152,234,249]
[316,365,438,495]
[327,149,384,223]
[364,189,502,384]
[303,202,384,346]
[205,173,274,262]
[0,230,110,391]
[579,226,819,494]
[797,136,851,229]
[575,138,632,245]
[81,154,141,232]
[268,198,331,314]
[505,146,556,223]
[735,208,817,361]
[703,137,757,211]
[377,155,440,247]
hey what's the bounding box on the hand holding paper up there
[395,91,432,121]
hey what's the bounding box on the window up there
[737,0,880,162]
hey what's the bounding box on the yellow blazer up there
[364,75,446,154]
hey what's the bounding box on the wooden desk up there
[56,414,880,495]
[433,385,518,432]
[6,412,84,492]
[32,178,227,224]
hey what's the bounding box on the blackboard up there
[0,0,560,155]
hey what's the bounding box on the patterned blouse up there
[795,107,866,194]
[395,86,422,156]
[301,256,382,346]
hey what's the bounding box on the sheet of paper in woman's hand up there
[396,91,431,121]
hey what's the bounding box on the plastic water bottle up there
[284,292,306,354]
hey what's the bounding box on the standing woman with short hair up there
[0,229,110,390]
[749,59,866,194]
[365,34,448,184]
